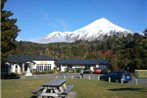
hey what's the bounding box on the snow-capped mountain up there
[36,18,133,43]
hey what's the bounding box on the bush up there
[75,68,82,73]
[2,73,20,79]
[33,70,55,74]
[64,68,74,73]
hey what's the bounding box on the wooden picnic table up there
[42,79,66,87]
[32,79,74,98]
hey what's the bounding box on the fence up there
[21,73,147,86]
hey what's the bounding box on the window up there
[44,66,47,71]
[36,64,43,71]
[44,64,48,71]
[36,66,39,71]
[44,64,51,71]
[49,65,51,70]
[36,64,51,71]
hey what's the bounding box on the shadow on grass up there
[30,96,36,98]
[108,87,147,92]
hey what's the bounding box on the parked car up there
[93,68,102,74]
[100,71,132,83]
[83,68,91,74]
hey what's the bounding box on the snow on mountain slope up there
[35,18,133,43]
[39,31,71,43]
[68,18,132,41]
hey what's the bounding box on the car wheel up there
[100,77,104,81]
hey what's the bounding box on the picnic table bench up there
[62,85,74,95]
[32,79,74,98]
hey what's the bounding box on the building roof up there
[6,55,56,63]
[55,60,109,65]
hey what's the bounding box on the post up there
[89,75,90,80]
[121,78,123,84]
[56,76,58,79]
[135,78,138,85]
[71,75,74,79]
[97,76,100,81]
[64,75,66,79]
[109,77,111,83]
[22,63,25,72]
[34,75,36,79]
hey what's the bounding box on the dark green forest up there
[13,32,147,72]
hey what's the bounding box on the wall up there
[60,64,107,72]
[60,65,96,72]
[60,65,67,72]
[11,64,21,74]
[135,70,147,78]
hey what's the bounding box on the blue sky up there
[5,0,147,41]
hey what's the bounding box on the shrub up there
[2,73,20,79]
[33,70,55,74]
[64,68,74,73]
[75,68,82,73]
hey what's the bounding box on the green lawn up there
[1,79,147,98]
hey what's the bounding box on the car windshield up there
[113,71,130,75]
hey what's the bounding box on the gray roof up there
[56,60,109,65]
[6,55,56,63]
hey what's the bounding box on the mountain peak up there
[95,17,110,22]
[92,18,117,28]
[79,17,113,30]
[35,18,133,43]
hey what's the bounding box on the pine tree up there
[1,0,20,61]
[143,29,147,37]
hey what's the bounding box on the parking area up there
[21,73,147,86]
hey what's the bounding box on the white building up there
[55,60,109,72]
[4,55,56,74]
[2,55,109,76]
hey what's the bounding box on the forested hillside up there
[14,32,147,72]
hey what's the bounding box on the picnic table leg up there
[42,87,47,93]
[37,95,42,98]
[62,83,67,89]
[59,86,64,92]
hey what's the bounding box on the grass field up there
[1,79,147,98]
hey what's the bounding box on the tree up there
[110,55,119,71]
[143,28,147,37]
[1,0,20,61]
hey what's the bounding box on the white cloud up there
[55,19,69,31]
[40,10,69,31]
[40,10,52,26]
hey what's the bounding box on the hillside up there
[14,33,147,71]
